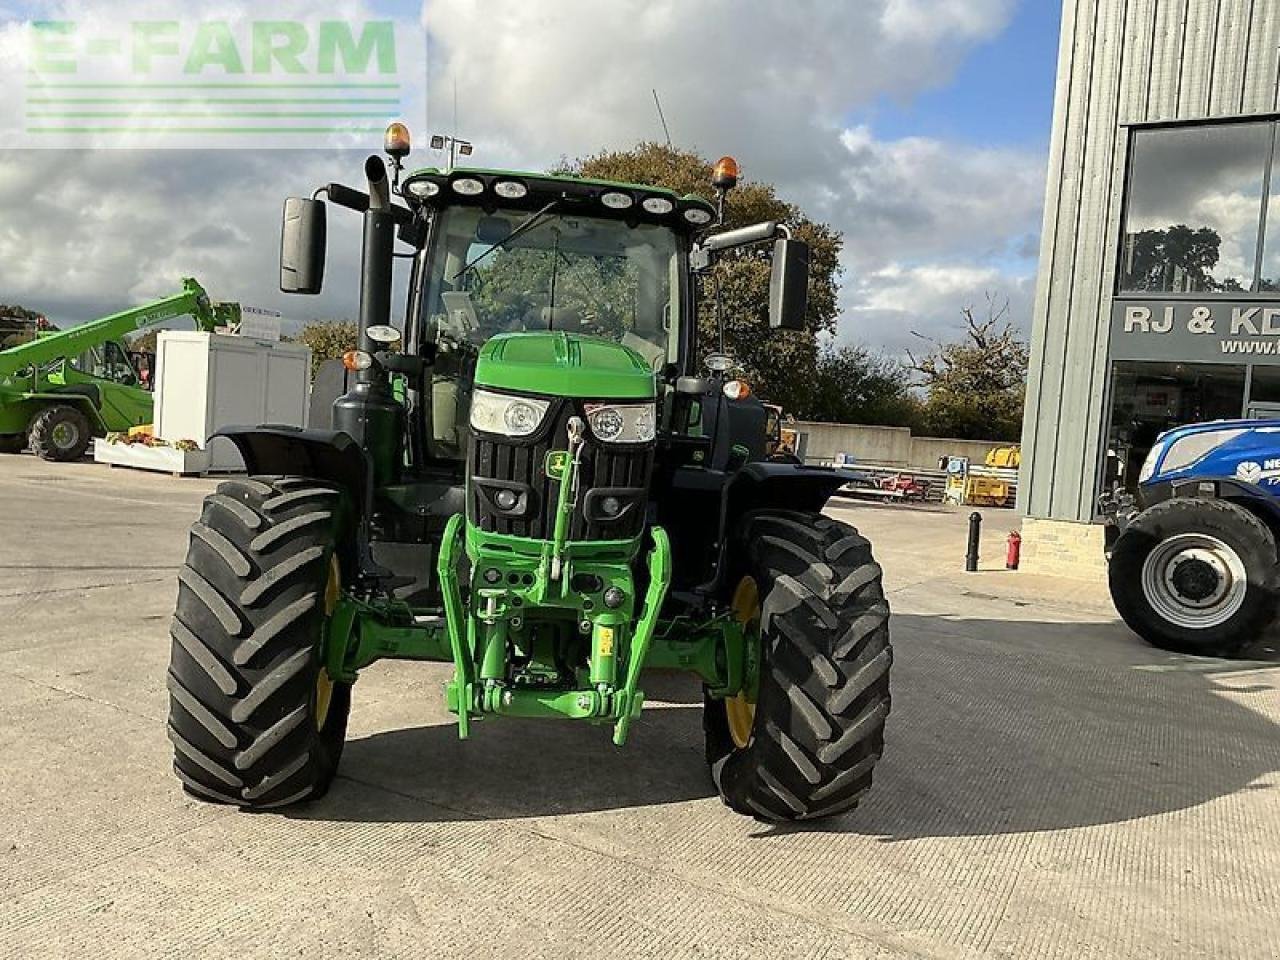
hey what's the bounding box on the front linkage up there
[318,525,750,745]
[320,431,748,747]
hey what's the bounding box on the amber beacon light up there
[712,155,740,190]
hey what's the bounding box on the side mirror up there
[280,197,327,294]
[768,237,809,330]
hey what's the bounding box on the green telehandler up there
[167,127,892,821]
[0,278,235,460]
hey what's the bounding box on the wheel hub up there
[315,556,341,730]
[1141,533,1247,629]
[726,575,761,749]
[50,421,78,450]
[1167,553,1225,605]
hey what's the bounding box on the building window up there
[1120,121,1276,294]
[1247,363,1280,415]
[1102,361,1246,493]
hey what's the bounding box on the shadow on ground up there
[293,614,1280,838]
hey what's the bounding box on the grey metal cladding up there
[1021,0,1280,521]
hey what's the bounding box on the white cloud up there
[831,127,1044,267]
[845,262,1037,355]
[425,0,1043,353]
[0,0,1043,361]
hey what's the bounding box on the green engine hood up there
[474,332,656,400]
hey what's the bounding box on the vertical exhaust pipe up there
[333,155,403,486]
[357,155,394,369]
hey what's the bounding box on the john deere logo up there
[545,451,570,480]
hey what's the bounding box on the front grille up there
[469,399,652,541]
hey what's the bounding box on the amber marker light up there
[343,350,373,372]
[384,122,412,159]
[712,155,740,190]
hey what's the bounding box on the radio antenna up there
[652,88,673,148]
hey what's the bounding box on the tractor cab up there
[405,174,689,463]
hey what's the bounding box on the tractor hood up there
[474,332,656,400]
[1141,418,1280,486]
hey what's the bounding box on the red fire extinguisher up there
[1006,531,1022,570]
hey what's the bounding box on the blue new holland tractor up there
[1101,419,1280,656]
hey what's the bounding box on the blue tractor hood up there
[1143,419,1280,489]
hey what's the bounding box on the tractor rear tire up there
[168,476,352,809]
[28,405,91,461]
[705,510,892,822]
[0,433,26,454]
[1109,497,1276,657]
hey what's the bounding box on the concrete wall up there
[1021,0,1280,523]
[793,421,1003,470]
[1018,517,1109,580]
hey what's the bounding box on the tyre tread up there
[708,509,891,822]
[167,476,350,809]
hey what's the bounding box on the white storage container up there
[154,332,311,471]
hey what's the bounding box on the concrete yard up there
[1,456,1278,960]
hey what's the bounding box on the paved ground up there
[1,456,1278,959]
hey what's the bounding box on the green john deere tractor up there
[167,126,892,821]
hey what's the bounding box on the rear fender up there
[1138,475,1280,547]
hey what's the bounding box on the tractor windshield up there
[419,204,681,457]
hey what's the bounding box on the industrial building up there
[1020,0,1280,575]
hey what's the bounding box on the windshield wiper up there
[450,199,559,282]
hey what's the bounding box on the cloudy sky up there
[0,0,1059,355]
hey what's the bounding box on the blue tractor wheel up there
[1109,497,1277,656]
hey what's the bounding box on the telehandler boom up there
[0,278,232,460]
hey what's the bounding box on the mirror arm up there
[315,182,414,226]
[691,221,792,270]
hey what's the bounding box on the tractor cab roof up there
[401,166,716,232]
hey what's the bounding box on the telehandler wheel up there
[168,476,353,809]
[27,405,90,461]
[0,433,26,454]
[1109,498,1277,657]
[704,510,892,822]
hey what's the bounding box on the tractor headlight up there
[600,191,634,210]
[493,179,528,199]
[585,403,656,443]
[1137,445,1161,483]
[470,389,551,437]
[1157,429,1248,476]
[406,179,441,199]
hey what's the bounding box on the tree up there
[296,319,357,377]
[559,143,842,412]
[0,303,51,348]
[126,329,159,354]
[793,344,922,428]
[907,294,1029,441]
[1122,224,1223,292]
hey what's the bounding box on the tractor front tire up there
[705,510,892,822]
[168,477,352,809]
[28,405,91,461]
[1109,497,1277,657]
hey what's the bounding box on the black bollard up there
[965,511,981,572]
